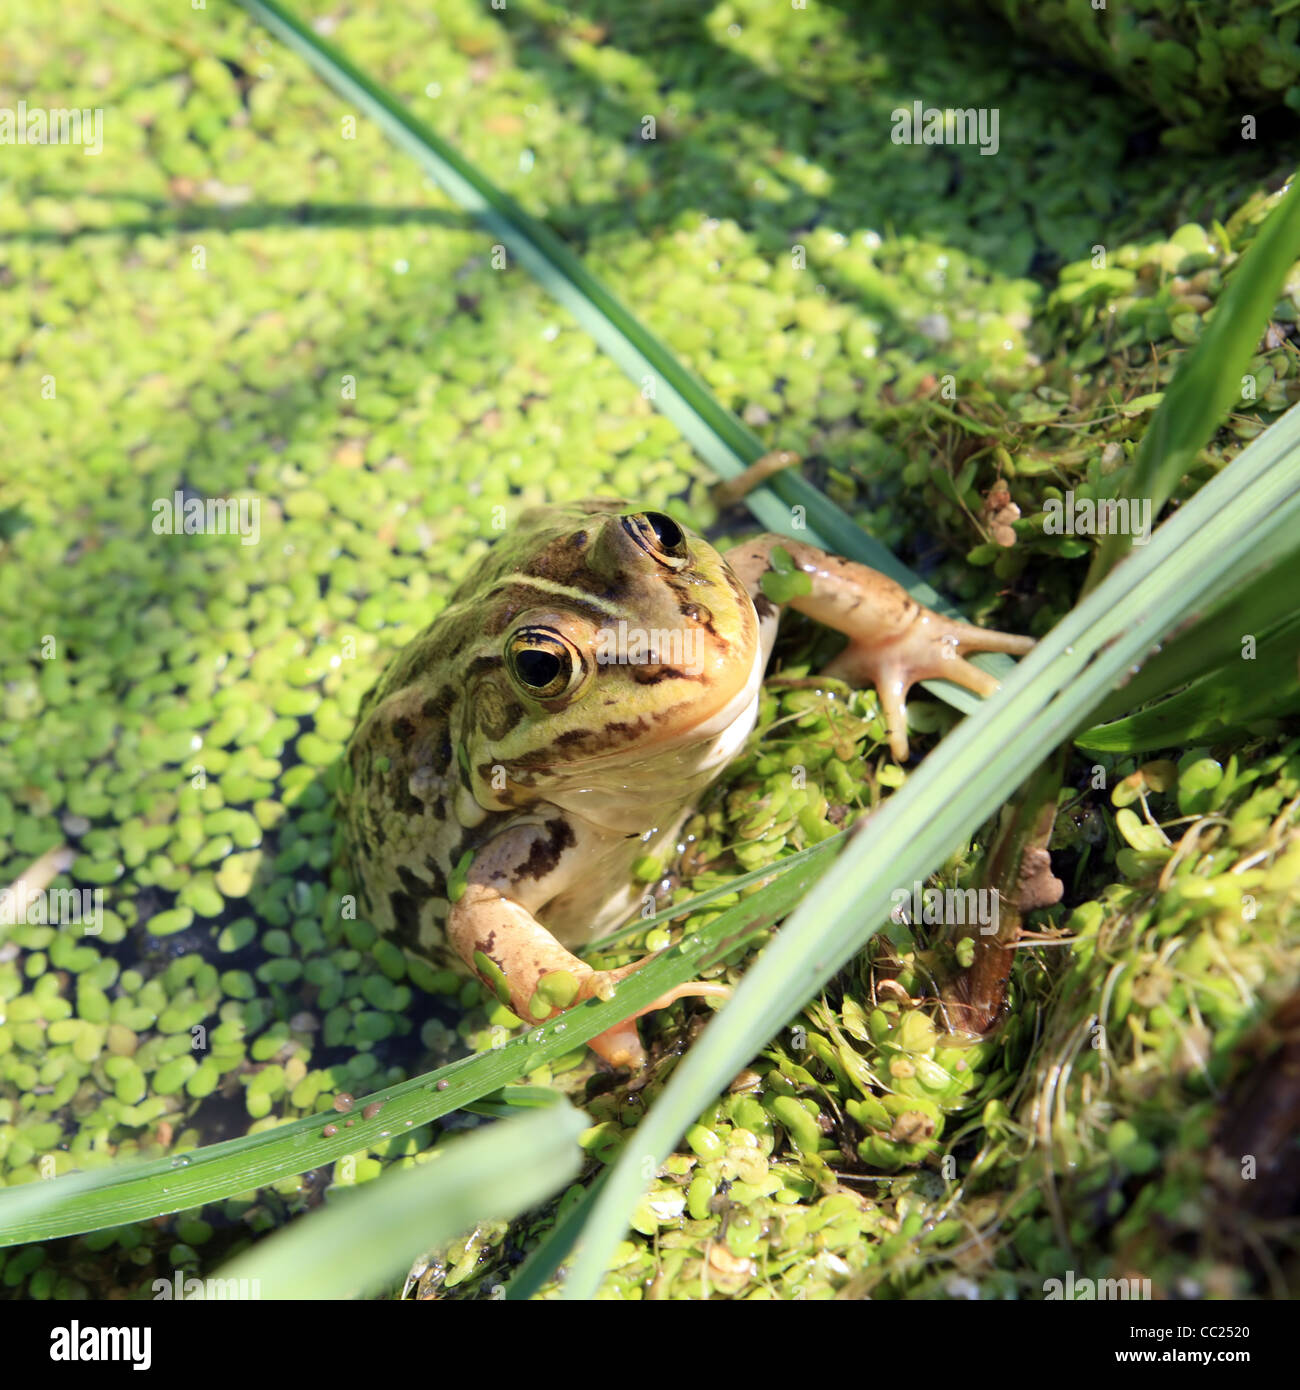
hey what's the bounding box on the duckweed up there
[1,0,1296,1304]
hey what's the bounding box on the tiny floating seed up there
[323,1123,338,1137]
[333,1093,354,1113]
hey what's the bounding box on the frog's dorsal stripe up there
[482,576,627,628]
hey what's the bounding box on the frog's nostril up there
[681,603,712,626]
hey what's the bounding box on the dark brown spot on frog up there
[465,653,505,679]
[754,592,776,621]
[389,890,422,951]
[478,689,524,740]
[392,774,423,818]
[554,728,594,749]
[632,666,705,684]
[391,716,416,746]
[674,593,718,636]
[398,865,433,900]
[607,718,649,740]
[521,538,612,596]
[422,688,454,722]
[518,817,576,880]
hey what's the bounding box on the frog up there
[341,500,1033,1070]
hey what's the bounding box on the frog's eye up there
[506,628,584,701]
[622,511,689,569]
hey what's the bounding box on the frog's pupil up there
[516,648,562,689]
[645,512,683,551]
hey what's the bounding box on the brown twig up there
[942,753,1065,1034]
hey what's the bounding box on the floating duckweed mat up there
[0,0,1298,1299]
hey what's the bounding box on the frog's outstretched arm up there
[447,822,728,1070]
[723,537,1034,761]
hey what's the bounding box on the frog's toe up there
[590,958,731,1018]
[822,645,916,760]
[589,1018,647,1071]
[825,618,1033,760]
[868,665,912,762]
[586,978,729,1069]
[638,980,732,1014]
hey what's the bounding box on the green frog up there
[342,501,1033,1069]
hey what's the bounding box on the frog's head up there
[461,501,761,813]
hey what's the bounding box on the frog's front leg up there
[447,822,728,1070]
[724,536,1034,761]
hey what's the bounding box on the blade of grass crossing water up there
[231,0,1016,708]
[216,1102,588,1299]
[0,841,838,1247]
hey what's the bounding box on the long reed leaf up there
[1085,178,1300,587]
[214,1101,587,1299]
[0,838,838,1246]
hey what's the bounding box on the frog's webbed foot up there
[823,610,1034,762]
[723,536,1034,763]
[448,883,728,1071]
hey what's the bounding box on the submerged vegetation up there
[0,0,1297,1300]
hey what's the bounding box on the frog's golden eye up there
[506,628,585,701]
[622,511,689,569]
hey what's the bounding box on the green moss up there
[976,0,1300,148]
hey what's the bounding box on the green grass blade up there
[560,405,1300,1299]
[1081,403,1300,728]
[1075,612,1300,752]
[1086,179,1300,586]
[231,0,1016,709]
[0,839,839,1247]
[593,832,841,948]
[213,1101,587,1299]
[503,1168,610,1302]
